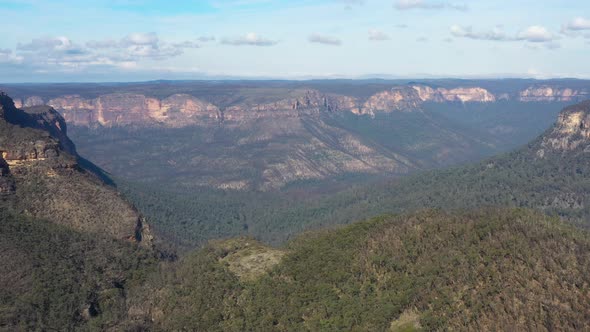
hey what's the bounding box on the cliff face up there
[361,87,422,115]
[537,100,590,155]
[359,85,496,115]
[519,86,589,102]
[410,85,496,103]
[16,83,583,129]
[10,84,520,128]
[47,93,220,127]
[0,92,152,245]
[221,90,360,125]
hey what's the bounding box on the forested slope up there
[124,209,590,331]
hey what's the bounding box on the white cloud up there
[87,32,197,60]
[18,36,81,52]
[0,49,23,64]
[122,32,158,46]
[450,25,557,44]
[368,29,390,41]
[11,33,199,72]
[517,26,554,43]
[221,33,278,46]
[450,25,509,41]
[394,0,467,11]
[308,33,342,46]
[563,17,590,31]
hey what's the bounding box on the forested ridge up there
[123,209,590,331]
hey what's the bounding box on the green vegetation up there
[117,109,590,250]
[130,209,590,331]
[0,211,157,331]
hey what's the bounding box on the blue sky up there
[0,0,589,82]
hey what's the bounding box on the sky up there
[0,0,589,82]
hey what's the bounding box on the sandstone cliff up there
[0,92,152,245]
[48,93,220,127]
[519,85,589,102]
[11,85,509,128]
[410,85,496,103]
[537,100,590,156]
[16,83,588,129]
[223,89,358,123]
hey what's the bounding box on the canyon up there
[2,80,588,191]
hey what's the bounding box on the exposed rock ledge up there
[537,100,590,155]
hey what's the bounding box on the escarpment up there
[16,83,580,128]
[49,93,220,127]
[0,92,152,245]
[519,85,590,102]
[537,100,590,156]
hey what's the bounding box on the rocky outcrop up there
[410,85,496,103]
[361,87,422,114]
[21,105,77,155]
[359,85,495,115]
[0,91,153,245]
[438,87,496,102]
[11,95,45,109]
[519,86,589,102]
[0,156,15,195]
[537,100,590,156]
[224,90,359,122]
[44,93,220,127]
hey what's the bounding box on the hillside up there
[0,92,152,243]
[123,209,590,331]
[0,92,159,330]
[293,100,590,230]
[0,211,157,331]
